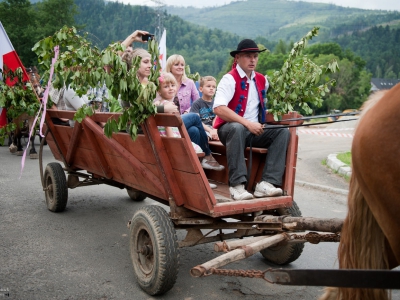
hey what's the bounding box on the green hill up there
[2,0,399,79]
[166,0,400,42]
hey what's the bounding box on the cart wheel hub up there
[138,244,153,256]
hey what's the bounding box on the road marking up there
[298,129,354,138]
[301,128,354,131]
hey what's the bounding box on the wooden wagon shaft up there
[214,232,341,252]
[190,234,286,277]
[214,236,269,252]
[254,215,343,233]
[176,216,343,232]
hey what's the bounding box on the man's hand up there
[245,121,264,136]
[163,102,179,114]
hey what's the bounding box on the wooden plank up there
[281,112,301,197]
[162,137,202,173]
[82,119,113,179]
[112,134,157,165]
[142,116,187,206]
[173,171,216,213]
[211,196,293,217]
[47,109,75,120]
[44,113,68,166]
[154,113,183,127]
[191,234,287,277]
[65,122,83,166]
[70,147,105,174]
[83,117,167,197]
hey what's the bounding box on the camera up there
[141,34,154,41]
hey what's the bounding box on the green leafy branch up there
[0,67,41,144]
[267,27,339,119]
[185,65,201,82]
[33,26,161,140]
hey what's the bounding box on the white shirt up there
[214,64,269,123]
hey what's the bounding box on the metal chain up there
[209,268,267,280]
[289,232,340,244]
[206,233,340,281]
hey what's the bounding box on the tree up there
[312,54,371,112]
[274,39,287,55]
[0,0,35,65]
[304,42,343,59]
[0,0,79,68]
[31,0,79,43]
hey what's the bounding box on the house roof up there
[371,78,400,91]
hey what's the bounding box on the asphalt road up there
[0,126,397,300]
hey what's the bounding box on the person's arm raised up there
[121,30,150,49]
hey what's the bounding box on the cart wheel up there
[260,201,304,265]
[44,162,68,212]
[126,187,146,202]
[130,205,179,296]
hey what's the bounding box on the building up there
[371,78,400,92]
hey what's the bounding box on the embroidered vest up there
[214,67,267,129]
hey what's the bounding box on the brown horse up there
[321,85,400,299]
[8,67,43,158]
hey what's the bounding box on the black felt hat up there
[230,39,266,57]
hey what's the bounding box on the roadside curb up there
[294,152,351,198]
[295,180,348,196]
[326,153,352,177]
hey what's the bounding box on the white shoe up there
[209,182,217,189]
[254,181,283,197]
[201,158,225,171]
[229,184,253,200]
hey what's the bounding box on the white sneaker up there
[209,182,217,189]
[254,181,283,197]
[229,184,254,200]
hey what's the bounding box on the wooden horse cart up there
[39,109,359,295]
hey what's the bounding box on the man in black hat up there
[213,39,290,201]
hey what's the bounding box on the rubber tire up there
[260,201,304,265]
[130,205,179,296]
[126,188,146,202]
[44,162,68,212]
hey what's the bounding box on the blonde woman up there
[165,54,199,114]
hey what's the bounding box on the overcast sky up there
[117,0,400,11]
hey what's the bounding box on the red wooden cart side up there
[43,109,302,218]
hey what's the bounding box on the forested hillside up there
[1,0,399,80]
[73,0,246,77]
[334,26,400,79]
[166,0,400,41]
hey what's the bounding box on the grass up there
[321,153,351,182]
[337,152,351,166]
[304,117,329,125]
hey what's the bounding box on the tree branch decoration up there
[32,26,161,140]
[267,27,339,119]
[0,67,41,145]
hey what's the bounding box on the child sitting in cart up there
[190,76,219,141]
[154,72,203,154]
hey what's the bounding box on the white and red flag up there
[0,21,29,83]
[158,29,167,71]
[0,21,29,127]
